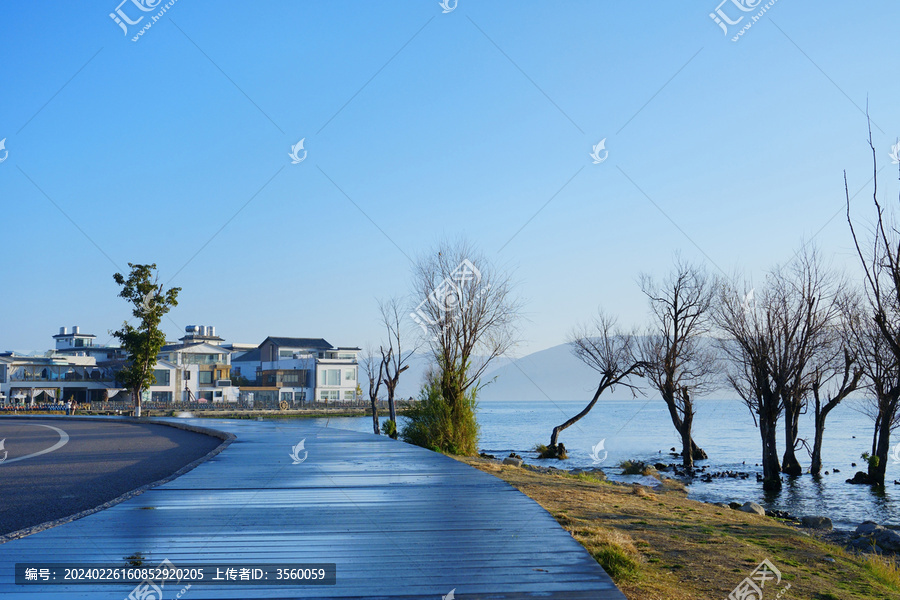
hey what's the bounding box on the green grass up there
[862,554,900,590]
[592,545,641,581]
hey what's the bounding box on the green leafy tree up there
[112,264,180,417]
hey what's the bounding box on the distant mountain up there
[478,340,733,402]
[478,344,605,402]
[393,341,734,403]
[393,352,515,400]
[393,352,432,400]
[392,344,614,402]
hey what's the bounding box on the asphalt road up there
[0,418,222,537]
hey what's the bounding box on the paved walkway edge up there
[0,416,234,544]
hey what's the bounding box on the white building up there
[158,326,238,404]
[0,326,356,409]
[236,337,359,407]
[0,326,174,406]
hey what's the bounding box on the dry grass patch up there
[456,456,900,600]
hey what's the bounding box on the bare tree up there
[544,312,645,458]
[846,302,900,485]
[361,345,386,435]
[715,251,836,488]
[638,258,718,470]
[409,239,520,455]
[846,116,900,485]
[808,294,863,475]
[778,250,842,476]
[378,297,417,438]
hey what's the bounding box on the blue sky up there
[1,1,898,356]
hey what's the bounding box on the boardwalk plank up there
[0,419,625,599]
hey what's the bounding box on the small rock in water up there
[851,462,857,467]
[847,471,871,485]
[502,456,524,467]
[833,468,840,473]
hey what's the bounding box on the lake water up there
[302,398,900,530]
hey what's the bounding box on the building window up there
[152,370,170,386]
[183,354,220,365]
[151,391,172,403]
[343,390,354,401]
[326,369,340,386]
[281,392,293,404]
[320,390,328,401]
[184,371,191,380]
[199,371,213,385]
[280,350,293,358]
[344,369,355,381]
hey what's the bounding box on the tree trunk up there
[134,389,142,418]
[760,415,782,490]
[550,381,605,453]
[872,411,881,457]
[387,391,398,439]
[781,402,802,476]
[810,413,826,475]
[663,391,706,469]
[370,398,380,435]
[691,439,708,460]
[680,425,694,470]
[871,414,892,486]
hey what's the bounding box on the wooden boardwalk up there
[0,418,625,599]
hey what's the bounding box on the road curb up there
[0,416,235,544]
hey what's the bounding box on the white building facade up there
[238,337,359,407]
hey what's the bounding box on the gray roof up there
[159,341,226,352]
[232,347,261,363]
[262,337,332,349]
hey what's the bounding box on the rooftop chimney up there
[60,327,67,335]
[72,326,80,335]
